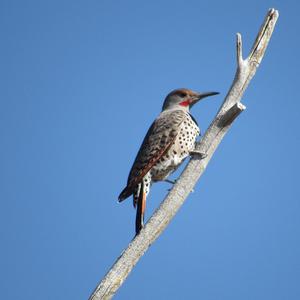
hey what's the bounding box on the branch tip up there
[268,8,279,18]
[219,102,246,127]
[236,33,243,66]
[248,8,279,61]
[236,102,246,111]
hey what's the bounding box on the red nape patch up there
[179,100,190,107]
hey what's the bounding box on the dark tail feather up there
[135,183,146,235]
[118,186,133,202]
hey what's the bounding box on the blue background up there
[1,1,299,299]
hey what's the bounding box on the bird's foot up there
[190,150,207,159]
[164,179,177,191]
[165,179,194,192]
[164,179,177,185]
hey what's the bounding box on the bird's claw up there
[164,179,177,185]
[165,179,194,193]
[164,179,177,191]
[190,150,207,159]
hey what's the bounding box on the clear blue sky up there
[1,1,299,299]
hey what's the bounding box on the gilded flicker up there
[118,88,219,234]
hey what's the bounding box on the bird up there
[118,88,219,234]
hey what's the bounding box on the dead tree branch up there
[89,9,279,300]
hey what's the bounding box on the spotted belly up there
[151,115,200,182]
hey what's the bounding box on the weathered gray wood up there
[89,9,279,300]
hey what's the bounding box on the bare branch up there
[236,33,243,65]
[89,9,279,300]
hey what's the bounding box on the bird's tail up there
[134,182,146,235]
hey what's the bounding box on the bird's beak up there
[191,91,219,106]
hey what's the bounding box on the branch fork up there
[89,9,279,300]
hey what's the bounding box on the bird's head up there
[162,88,219,111]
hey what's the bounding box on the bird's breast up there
[151,113,200,181]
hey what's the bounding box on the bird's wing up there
[118,109,186,201]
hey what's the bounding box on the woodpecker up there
[118,88,219,234]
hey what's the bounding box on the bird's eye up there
[179,92,186,98]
